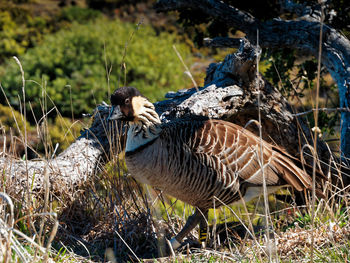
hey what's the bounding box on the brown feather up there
[195,120,315,192]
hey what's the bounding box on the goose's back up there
[125,119,311,208]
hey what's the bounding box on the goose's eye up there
[125,98,130,105]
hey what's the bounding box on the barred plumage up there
[108,86,323,250]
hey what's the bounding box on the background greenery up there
[0,1,194,155]
[0,0,346,154]
[0,16,191,118]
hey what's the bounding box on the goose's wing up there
[189,119,312,191]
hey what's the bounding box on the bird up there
[108,86,324,250]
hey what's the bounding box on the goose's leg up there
[198,210,209,246]
[170,208,207,249]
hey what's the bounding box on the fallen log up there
[0,39,337,199]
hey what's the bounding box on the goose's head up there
[108,86,160,124]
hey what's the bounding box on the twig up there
[38,168,49,246]
[213,197,266,255]
[292,107,350,117]
[255,29,274,262]
[0,192,14,263]
[204,37,242,48]
[173,45,198,91]
[10,228,46,253]
[43,216,58,263]
[118,19,143,88]
[311,2,324,261]
[114,229,141,262]
[166,238,176,258]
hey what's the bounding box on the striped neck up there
[125,104,161,153]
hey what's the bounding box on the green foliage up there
[0,17,192,118]
[0,2,106,64]
[87,0,153,11]
[294,211,313,228]
[58,6,101,23]
[0,104,30,135]
[0,10,31,60]
[262,50,321,98]
[0,105,82,154]
[262,49,297,97]
[262,49,341,136]
[46,116,83,152]
[0,4,51,62]
[309,110,339,136]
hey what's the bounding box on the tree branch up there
[204,37,241,48]
[154,0,258,34]
[155,0,350,160]
[0,106,124,197]
[279,0,322,21]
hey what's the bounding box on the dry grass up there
[1,25,350,263]
[2,147,348,262]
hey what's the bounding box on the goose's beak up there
[107,105,123,121]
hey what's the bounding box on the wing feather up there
[190,119,313,191]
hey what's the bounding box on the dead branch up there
[0,38,340,198]
[154,0,350,162]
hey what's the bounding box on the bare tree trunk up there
[0,38,337,197]
[0,107,124,196]
[154,0,350,162]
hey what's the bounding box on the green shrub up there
[0,3,103,63]
[46,116,83,152]
[0,103,83,154]
[0,5,50,62]
[58,6,101,23]
[0,10,29,60]
[0,104,30,135]
[0,17,192,118]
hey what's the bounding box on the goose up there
[108,86,324,250]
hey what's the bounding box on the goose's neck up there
[125,107,161,153]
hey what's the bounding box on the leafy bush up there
[0,10,45,61]
[45,116,83,153]
[0,0,54,63]
[0,2,104,63]
[0,104,82,154]
[0,104,30,135]
[87,0,152,11]
[0,17,192,118]
[58,6,101,23]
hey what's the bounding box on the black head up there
[109,87,148,121]
[110,86,143,107]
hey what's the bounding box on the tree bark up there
[154,0,350,162]
[0,39,337,198]
[0,106,124,197]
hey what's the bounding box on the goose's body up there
[108,86,322,250]
[125,119,310,209]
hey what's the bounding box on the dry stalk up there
[0,192,14,263]
[173,44,199,91]
[311,2,325,261]
[213,197,266,255]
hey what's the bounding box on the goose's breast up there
[125,138,170,186]
[125,137,240,208]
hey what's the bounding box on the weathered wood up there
[0,106,123,196]
[154,0,350,162]
[158,39,330,164]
